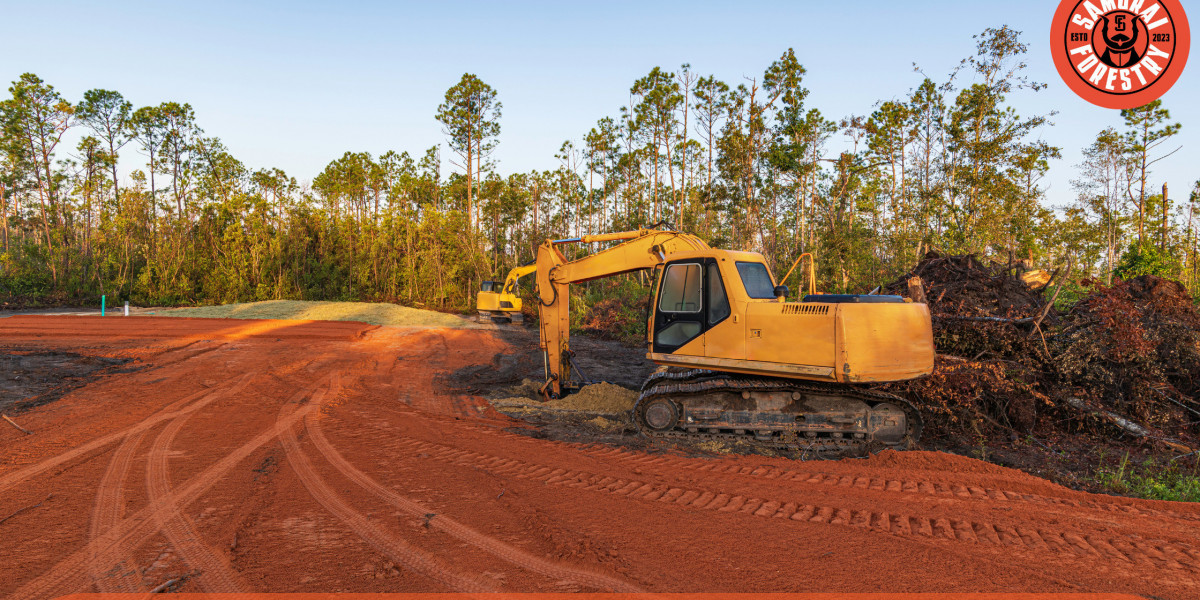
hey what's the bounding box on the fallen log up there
[149,578,181,594]
[932,315,1035,324]
[1063,397,1193,453]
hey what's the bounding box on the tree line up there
[1,25,1197,312]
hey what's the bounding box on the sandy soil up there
[1,315,1199,598]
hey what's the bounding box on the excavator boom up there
[535,228,710,395]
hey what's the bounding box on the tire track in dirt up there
[463,421,1200,524]
[140,341,229,373]
[390,435,1200,583]
[145,398,250,593]
[10,377,317,600]
[0,373,250,496]
[573,444,1200,524]
[88,429,148,594]
[305,413,643,592]
[276,375,495,593]
[461,421,1200,525]
[85,371,253,594]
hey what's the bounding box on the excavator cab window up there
[481,281,498,292]
[653,260,728,353]
[735,261,776,299]
[654,262,703,351]
[645,264,663,344]
[707,262,730,325]
[658,263,702,312]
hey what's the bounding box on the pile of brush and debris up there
[882,252,1200,455]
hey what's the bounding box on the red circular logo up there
[1052,0,1190,109]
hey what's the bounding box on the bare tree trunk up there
[794,182,802,249]
[467,132,475,232]
[109,141,121,207]
[652,129,660,223]
[677,67,694,230]
[665,129,676,224]
[1,182,7,253]
[1161,182,1169,251]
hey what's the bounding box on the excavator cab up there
[645,251,934,384]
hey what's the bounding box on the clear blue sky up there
[2,0,1196,209]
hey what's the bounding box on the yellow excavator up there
[534,227,935,454]
[477,263,537,323]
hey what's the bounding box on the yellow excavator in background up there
[534,227,935,454]
[477,263,536,323]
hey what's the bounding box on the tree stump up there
[907,277,927,304]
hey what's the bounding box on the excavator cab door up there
[652,258,730,354]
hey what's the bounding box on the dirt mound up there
[861,449,1018,476]
[545,382,637,413]
[492,381,637,416]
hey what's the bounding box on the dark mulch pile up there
[882,252,1200,457]
[1055,276,1200,437]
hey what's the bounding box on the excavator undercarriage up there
[634,369,922,455]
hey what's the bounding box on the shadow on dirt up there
[440,327,657,393]
[0,349,136,414]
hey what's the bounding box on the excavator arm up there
[502,264,537,296]
[535,228,710,397]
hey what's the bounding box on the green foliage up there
[436,73,501,232]
[1115,242,1181,280]
[1052,276,1092,309]
[1091,453,1200,503]
[2,27,1199,314]
[576,277,652,344]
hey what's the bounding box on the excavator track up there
[633,369,922,456]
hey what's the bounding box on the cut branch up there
[2,414,33,435]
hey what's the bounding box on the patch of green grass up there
[162,300,483,328]
[1091,453,1200,503]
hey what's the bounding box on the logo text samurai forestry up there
[1051,0,1190,108]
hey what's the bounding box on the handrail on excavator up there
[781,252,816,297]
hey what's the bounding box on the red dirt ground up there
[1,315,1199,598]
